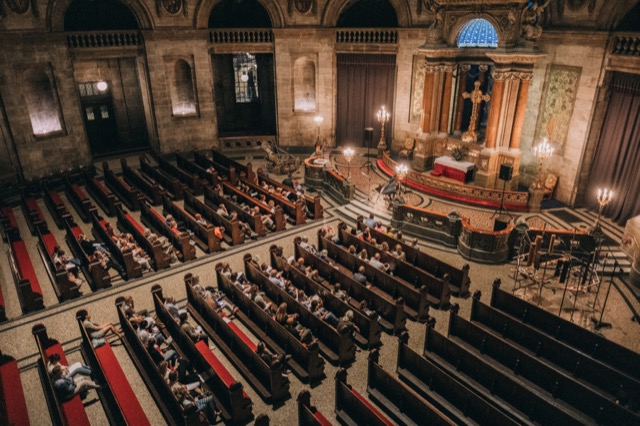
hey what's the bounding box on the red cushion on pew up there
[125,213,145,236]
[44,344,91,426]
[25,197,39,213]
[224,317,257,352]
[48,190,64,207]
[352,388,394,426]
[41,232,58,256]
[72,184,87,201]
[11,240,43,296]
[93,178,110,196]
[70,226,83,240]
[149,207,181,236]
[196,340,235,388]
[0,359,30,426]
[1,206,18,229]
[0,284,4,309]
[118,176,132,191]
[95,341,151,426]
[313,409,333,426]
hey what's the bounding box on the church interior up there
[1,0,640,424]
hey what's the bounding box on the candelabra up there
[591,187,613,234]
[531,138,554,190]
[343,147,355,181]
[376,106,390,150]
[394,163,409,203]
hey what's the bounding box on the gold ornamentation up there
[461,81,490,143]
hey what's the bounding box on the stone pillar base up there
[475,170,497,189]
[412,154,428,172]
[528,188,545,212]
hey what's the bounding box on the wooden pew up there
[37,228,82,301]
[140,202,196,262]
[32,324,91,426]
[76,311,151,426]
[0,206,20,242]
[43,186,72,229]
[423,316,590,425]
[358,217,471,297]
[184,278,290,405]
[222,181,286,231]
[297,390,333,426]
[244,254,356,366]
[216,264,325,384]
[176,153,217,186]
[115,302,199,426]
[140,155,185,200]
[490,279,640,383]
[0,351,31,426]
[116,207,170,271]
[204,185,265,238]
[396,331,524,425]
[271,244,382,349]
[86,174,120,217]
[367,349,455,426]
[8,237,45,313]
[318,232,430,322]
[102,162,143,211]
[338,224,451,309]
[91,214,142,280]
[194,151,236,184]
[256,169,323,219]
[151,286,253,424]
[121,158,166,205]
[22,196,48,235]
[156,155,202,195]
[335,368,393,426]
[162,195,220,253]
[240,177,306,225]
[294,240,406,335]
[65,222,112,291]
[211,149,254,180]
[65,179,97,223]
[183,190,244,246]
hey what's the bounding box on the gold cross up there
[461,81,490,143]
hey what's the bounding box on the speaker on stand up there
[491,163,514,228]
[499,163,513,181]
[363,127,374,171]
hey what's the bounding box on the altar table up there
[433,156,475,183]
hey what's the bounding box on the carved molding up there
[492,69,534,81]
[425,63,457,73]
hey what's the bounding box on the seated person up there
[78,310,122,340]
[392,244,406,261]
[53,247,81,277]
[78,233,107,255]
[179,312,209,345]
[168,370,204,397]
[164,296,186,319]
[268,269,285,288]
[47,353,92,379]
[332,283,348,301]
[369,253,389,272]
[194,213,208,226]
[146,337,178,366]
[337,310,360,334]
[174,386,220,425]
[51,365,100,401]
[309,299,339,328]
[256,341,290,371]
[216,204,229,218]
[353,266,367,285]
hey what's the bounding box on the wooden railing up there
[336,29,398,44]
[67,31,144,49]
[209,29,274,44]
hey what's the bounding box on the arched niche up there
[171,59,198,117]
[323,0,410,28]
[446,14,504,47]
[196,0,283,29]
[23,66,65,137]
[47,0,152,32]
[293,57,317,112]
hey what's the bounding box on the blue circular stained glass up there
[457,18,498,48]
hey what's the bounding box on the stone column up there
[421,62,455,135]
[420,67,436,134]
[453,65,470,133]
[509,75,531,150]
[439,70,453,134]
[484,74,505,149]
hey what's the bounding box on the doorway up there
[81,96,118,156]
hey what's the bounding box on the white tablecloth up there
[434,156,475,172]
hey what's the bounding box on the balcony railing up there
[611,35,640,56]
[67,32,144,49]
[336,30,398,44]
[209,30,274,44]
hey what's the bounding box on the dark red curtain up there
[336,54,396,147]
[587,72,640,225]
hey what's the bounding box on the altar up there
[433,156,475,183]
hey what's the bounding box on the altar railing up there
[304,157,353,204]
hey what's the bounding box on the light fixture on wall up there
[240,71,249,83]
[96,80,108,92]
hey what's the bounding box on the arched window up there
[25,68,65,137]
[208,0,272,28]
[337,0,398,28]
[456,19,498,48]
[172,60,197,116]
[64,0,138,31]
[293,57,316,112]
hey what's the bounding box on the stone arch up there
[322,0,411,28]
[293,56,317,112]
[47,0,154,32]
[446,14,504,48]
[195,0,284,29]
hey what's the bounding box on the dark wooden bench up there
[0,351,31,426]
[222,181,286,231]
[211,149,255,181]
[358,217,471,296]
[335,368,393,426]
[185,278,290,405]
[22,196,48,235]
[194,151,238,185]
[103,162,143,211]
[176,153,217,186]
[32,324,91,426]
[65,179,97,223]
[367,349,455,426]
[294,239,406,335]
[318,233,429,322]
[216,264,325,384]
[204,185,265,238]
[37,228,82,301]
[240,177,306,225]
[162,195,220,253]
[152,285,253,425]
[184,190,244,246]
[245,254,356,366]
[297,390,333,426]
[44,186,73,229]
[0,206,20,242]
[77,311,151,426]
[256,169,323,220]
[271,244,382,349]
[121,158,166,205]
[8,237,45,313]
[423,316,590,425]
[140,202,196,262]
[116,207,170,271]
[86,174,120,217]
[140,155,185,200]
[490,279,640,382]
[65,222,112,291]
[396,331,524,425]
[91,214,142,280]
[156,155,202,195]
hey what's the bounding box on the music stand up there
[363,127,374,172]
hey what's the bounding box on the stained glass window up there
[233,53,259,103]
[457,19,498,48]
